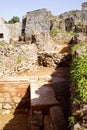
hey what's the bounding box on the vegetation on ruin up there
[17,56,22,64]
[0,42,8,46]
[68,116,75,127]
[59,29,77,36]
[71,42,85,52]
[50,28,58,36]
[76,20,85,26]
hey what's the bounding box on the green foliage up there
[4,20,8,24]
[70,55,87,103]
[17,56,22,64]
[0,42,7,46]
[76,20,84,26]
[70,32,77,36]
[8,16,20,24]
[50,28,58,36]
[59,29,77,36]
[68,116,75,127]
[83,33,87,36]
[71,42,85,52]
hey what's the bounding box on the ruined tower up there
[22,9,52,37]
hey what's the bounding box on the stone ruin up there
[0,18,9,43]
[0,9,53,43]
[0,17,21,43]
[0,2,87,43]
[22,9,52,37]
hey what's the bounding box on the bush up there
[71,42,85,52]
[0,42,7,46]
[8,16,20,24]
[50,28,58,36]
[70,55,87,103]
[17,56,22,64]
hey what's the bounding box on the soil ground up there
[0,114,29,130]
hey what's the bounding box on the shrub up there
[68,116,75,127]
[71,42,85,52]
[50,28,58,36]
[0,42,7,46]
[17,56,22,64]
[70,55,87,103]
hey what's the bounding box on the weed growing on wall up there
[17,56,22,64]
[50,28,58,36]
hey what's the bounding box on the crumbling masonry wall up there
[23,9,52,37]
[0,18,10,43]
[0,18,21,43]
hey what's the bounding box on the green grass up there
[0,42,8,46]
[59,29,77,36]
[50,28,58,36]
[71,42,85,52]
[17,56,22,64]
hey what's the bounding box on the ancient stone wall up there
[24,9,52,37]
[58,10,82,32]
[6,22,22,42]
[0,77,30,114]
[0,18,21,43]
[0,44,38,76]
[0,18,10,43]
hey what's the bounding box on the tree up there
[8,16,20,24]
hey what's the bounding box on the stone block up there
[2,110,11,115]
[44,115,53,130]
[13,97,21,103]
[49,106,67,130]
[3,103,12,109]
[30,83,59,113]
[31,126,40,130]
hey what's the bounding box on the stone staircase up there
[0,67,70,130]
[28,67,70,130]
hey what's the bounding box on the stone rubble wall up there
[0,18,21,43]
[6,22,22,43]
[0,32,72,77]
[0,77,30,114]
[38,53,71,67]
[0,18,10,43]
[0,44,38,76]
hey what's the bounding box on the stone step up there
[28,111,43,130]
[44,115,53,130]
[30,83,59,113]
[52,77,68,84]
[49,106,68,130]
